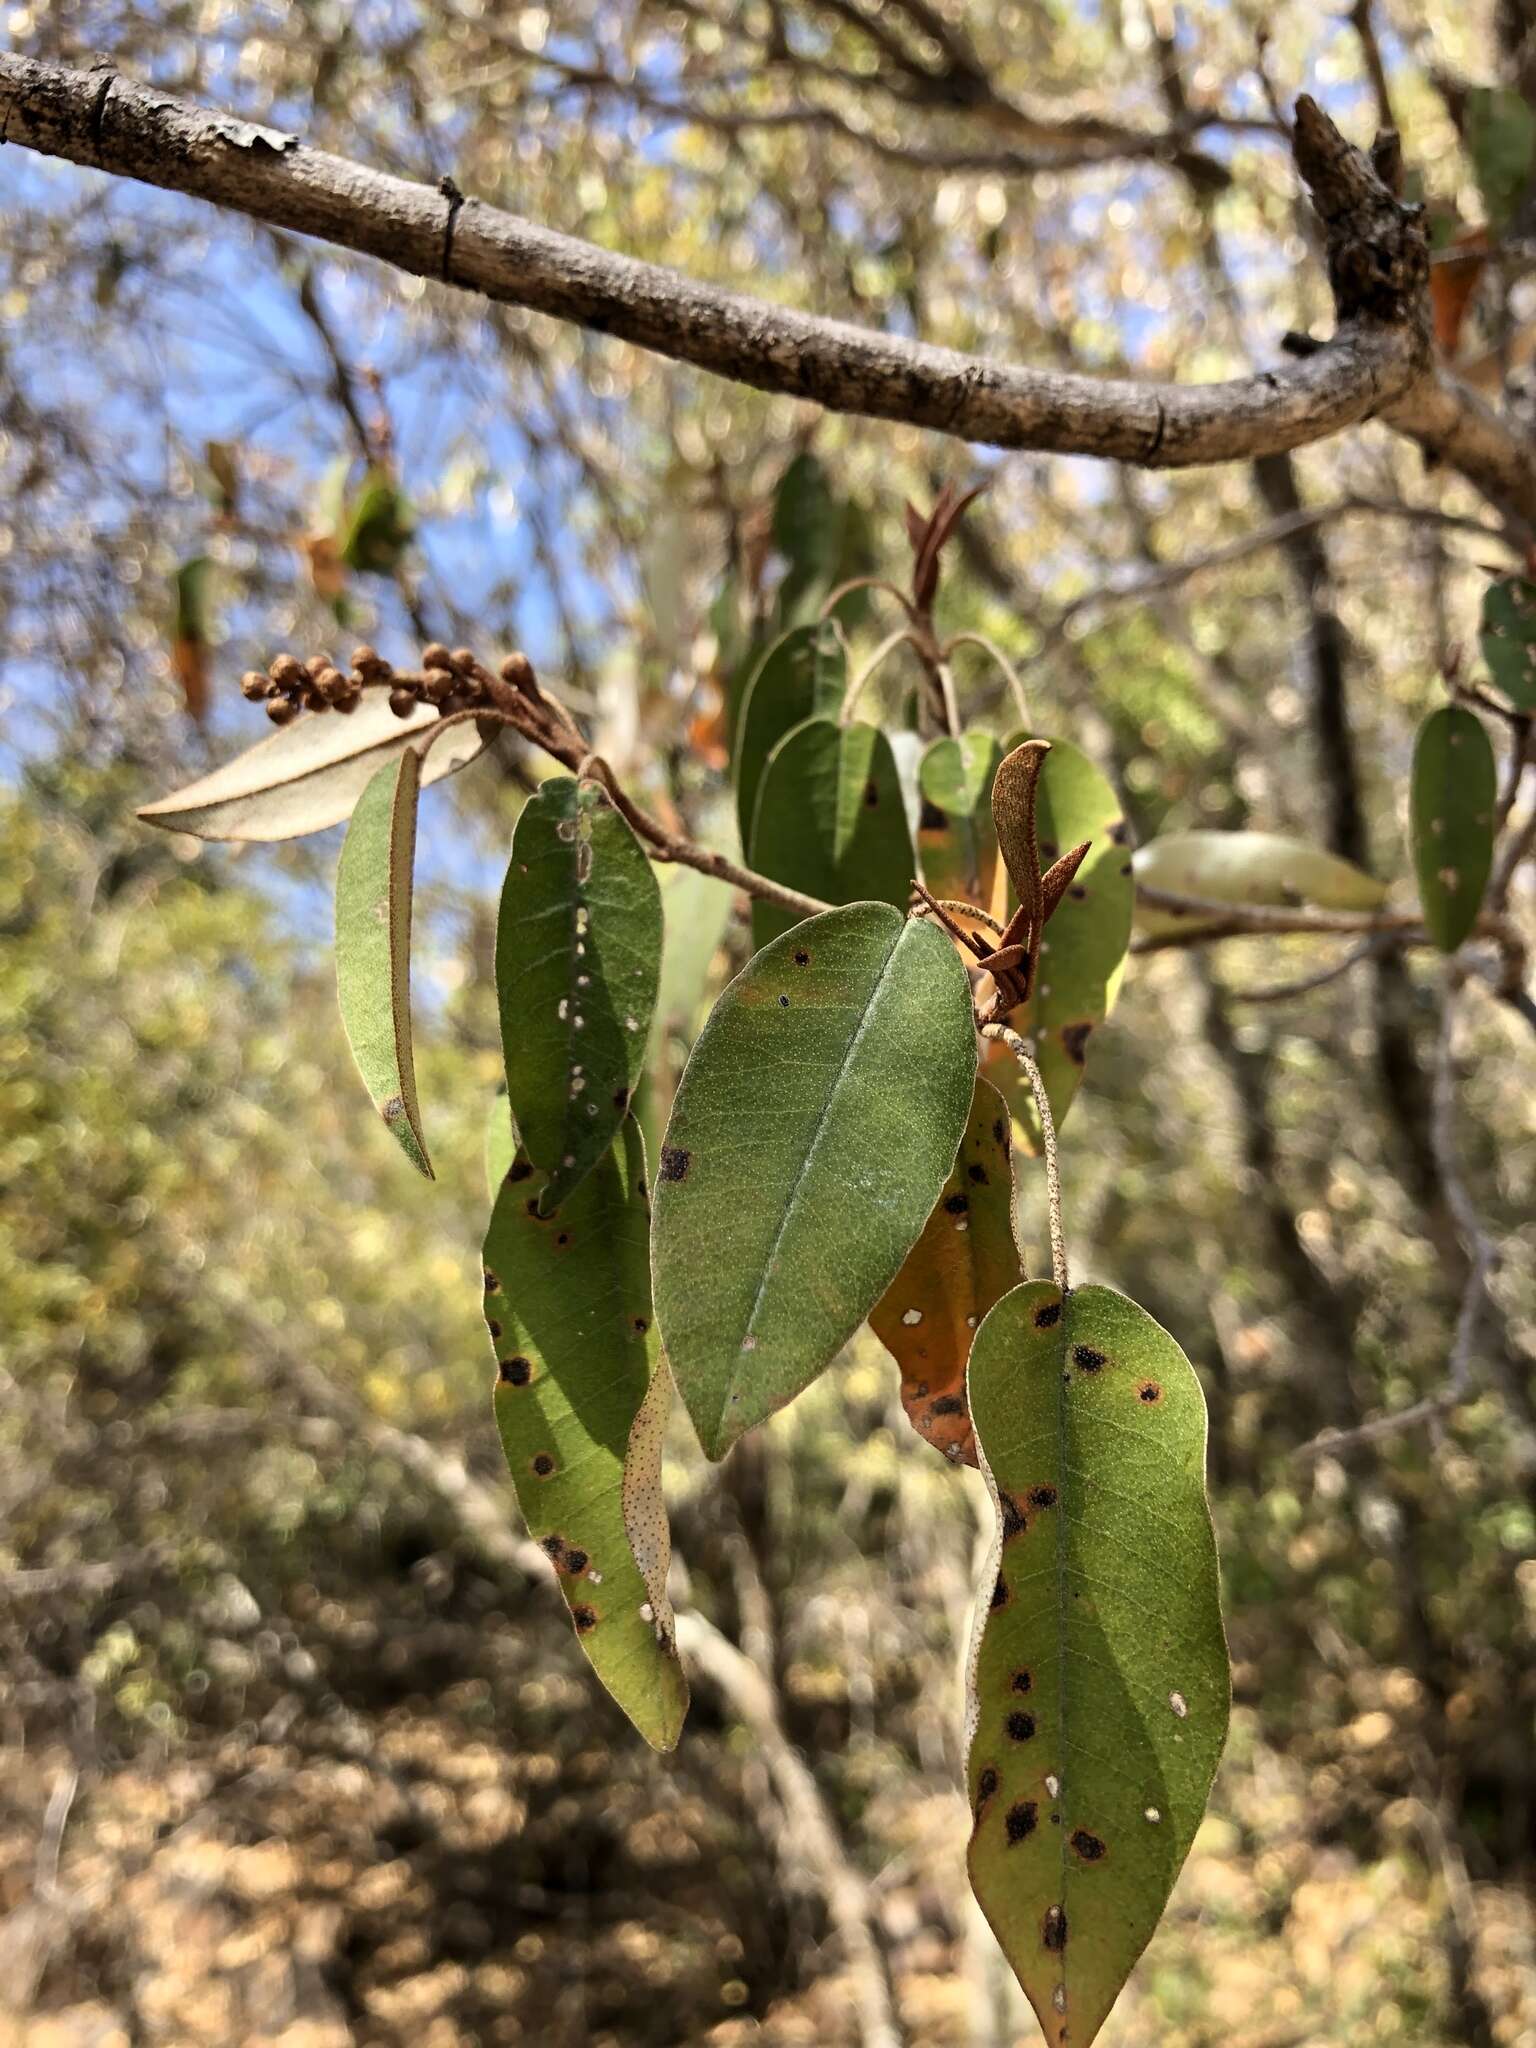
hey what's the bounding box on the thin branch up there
[981,1024,1067,1291]
[1,56,1463,483]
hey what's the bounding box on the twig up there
[838,628,914,726]
[942,630,1031,729]
[1226,935,1391,1001]
[981,1024,1067,1291]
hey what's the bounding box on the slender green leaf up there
[339,467,414,575]
[484,1090,517,1203]
[987,738,1134,1150]
[653,903,976,1460]
[484,1120,687,1751]
[334,748,431,1177]
[965,1281,1229,2048]
[748,717,914,948]
[1480,576,1536,709]
[869,1076,1022,1467]
[1410,706,1496,952]
[1132,830,1387,936]
[172,555,214,644]
[497,777,663,1213]
[773,452,843,616]
[732,623,845,855]
[138,691,486,842]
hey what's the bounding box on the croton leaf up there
[965,1281,1229,2048]
[1410,706,1496,952]
[732,623,846,855]
[1132,830,1386,936]
[1479,576,1536,710]
[748,717,914,948]
[984,738,1134,1152]
[869,1075,1022,1467]
[138,691,486,842]
[496,777,663,1213]
[484,1119,688,1751]
[334,748,431,1177]
[653,903,976,1460]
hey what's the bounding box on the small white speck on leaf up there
[1169,1691,1188,1718]
[901,1308,923,1326]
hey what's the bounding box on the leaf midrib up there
[730,914,907,1403]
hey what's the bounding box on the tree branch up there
[1,54,1441,473]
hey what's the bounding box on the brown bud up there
[300,684,327,714]
[317,666,349,704]
[268,653,303,688]
[333,688,362,714]
[266,697,299,725]
[485,677,521,715]
[304,653,334,683]
[441,687,473,716]
[500,652,538,698]
[422,642,452,672]
[350,644,383,674]
[388,686,419,719]
[240,670,271,701]
[423,667,455,704]
[450,647,478,676]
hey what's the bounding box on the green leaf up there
[918,731,1004,907]
[653,903,977,1460]
[1479,576,1536,709]
[1132,830,1387,935]
[484,1120,688,1751]
[869,1075,1023,1467]
[339,467,414,576]
[732,623,846,855]
[496,777,663,1213]
[1465,86,1536,233]
[965,1281,1229,2048]
[1410,706,1496,952]
[484,1090,517,1203]
[986,738,1134,1150]
[138,692,486,842]
[748,717,915,948]
[773,452,842,616]
[333,749,431,1177]
[921,732,1003,818]
[172,555,214,645]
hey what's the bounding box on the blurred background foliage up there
[1,1,1534,2044]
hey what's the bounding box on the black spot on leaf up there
[976,1765,999,1814]
[930,1394,966,1418]
[793,949,810,966]
[487,1321,501,1340]
[990,1575,1010,1611]
[563,1548,589,1576]
[508,1158,534,1183]
[1027,1485,1058,1510]
[1005,1801,1038,1845]
[660,1148,690,1183]
[968,1163,989,1184]
[1068,884,1087,900]
[1007,1711,1036,1741]
[632,1317,648,1335]
[943,1192,969,1215]
[499,1356,533,1386]
[1072,1346,1106,1372]
[1033,1301,1062,1330]
[1000,1493,1028,1539]
[863,778,880,807]
[778,994,790,1007]
[1061,1021,1093,1066]
[1137,1381,1164,1405]
[541,1534,565,1562]
[1070,1828,1107,1863]
[992,1118,1007,1146]
[1010,1668,1032,1694]
[571,1605,597,1633]
[612,1086,630,1110]
[532,1453,556,1477]
[483,1269,501,1294]
[1042,1905,1068,1951]
[919,800,947,831]
[556,1232,571,1248]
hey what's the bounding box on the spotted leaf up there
[748,717,914,948]
[333,748,431,1176]
[484,1119,688,1751]
[1479,575,1536,710]
[497,777,662,1213]
[653,903,976,1460]
[1410,706,1496,952]
[869,1075,1023,1467]
[965,1282,1229,2048]
[984,738,1133,1152]
[732,623,846,856]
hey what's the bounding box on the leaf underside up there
[869,1074,1023,1467]
[732,622,846,856]
[333,748,431,1176]
[749,716,915,948]
[1410,706,1496,952]
[484,1119,688,1752]
[1132,830,1387,936]
[652,903,977,1460]
[497,777,663,1213]
[138,689,485,842]
[986,737,1134,1152]
[965,1281,1229,2048]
